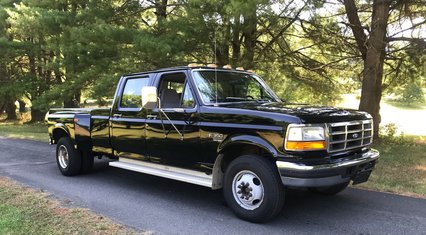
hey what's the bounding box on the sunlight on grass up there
[0,122,47,142]
[414,165,426,172]
[355,135,426,197]
[339,94,426,136]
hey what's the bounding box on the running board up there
[109,158,213,188]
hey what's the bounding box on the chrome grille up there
[327,120,373,153]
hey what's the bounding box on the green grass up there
[0,122,47,142]
[0,177,141,235]
[0,204,27,235]
[383,99,426,110]
[355,136,426,197]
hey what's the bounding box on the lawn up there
[0,122,47,142]
[0,177,140,235]
[356,136,426,197]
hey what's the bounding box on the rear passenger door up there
[145,71,201,170]
[110,75,151,160]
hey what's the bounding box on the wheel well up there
[211,143,276,190]
[52,128,69,144]
[220,144,275,172]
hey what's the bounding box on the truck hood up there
[220,102,372,123]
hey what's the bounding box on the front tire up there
[223,155,285,223]
[56,137,82,176]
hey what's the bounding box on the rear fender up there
[51,124,72,144]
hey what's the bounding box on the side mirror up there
[141,86,158,109]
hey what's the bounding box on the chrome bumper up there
[276,149,380,187]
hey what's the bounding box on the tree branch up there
[343,0,368,60]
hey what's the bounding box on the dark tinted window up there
[120,77,150,108]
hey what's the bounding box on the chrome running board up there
[109,158,213,188]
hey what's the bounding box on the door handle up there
[113,114,122,118]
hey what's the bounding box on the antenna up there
[214,26,218,105]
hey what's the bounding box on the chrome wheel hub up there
[232,170,264,210]
[58,145,69,169]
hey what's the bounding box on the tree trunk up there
[241,3,257,69]
[344,0,391,139]
[215,16,231,65]
[30,108,45,122]
[155,0,168,32]
[5,101,17,120]
[0,102,5,115]
[358,0,390,139]
[64,91,81,108]
[231,14,241,66]
[18,100,26,113]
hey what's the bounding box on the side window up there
[181,83,195,108]
[120,77,150,109]
[247,81,262,98]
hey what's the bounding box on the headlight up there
[285,125,326,151]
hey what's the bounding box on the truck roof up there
[124,66,253,77]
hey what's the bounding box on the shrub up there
[400,82,425,104]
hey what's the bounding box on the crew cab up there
[46,65,379,222]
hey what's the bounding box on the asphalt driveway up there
[0,137,425,235]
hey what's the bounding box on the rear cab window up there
[119,76,150,110]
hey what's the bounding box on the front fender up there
[218,134,279,157]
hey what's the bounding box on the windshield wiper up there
[209,97,271,103]
[256,98,272,103]
[225,97,251,101]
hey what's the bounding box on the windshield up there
[192,70,278,104]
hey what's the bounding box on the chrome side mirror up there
[141,86,158,109]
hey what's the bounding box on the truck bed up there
[47,108,113,155]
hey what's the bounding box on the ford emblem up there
[352,133,359,138]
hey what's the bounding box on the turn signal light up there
[285,141,326,151]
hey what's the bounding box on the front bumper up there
[276,149,380,187]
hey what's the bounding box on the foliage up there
[400,82,425,104]
[0,0,424,122]
[380,123,399,138]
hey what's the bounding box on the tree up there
[343,0,426,138]
[0,0,23,120]
[1,0,424,126]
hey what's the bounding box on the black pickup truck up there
[46,65,379,222]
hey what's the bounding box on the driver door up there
[145,72,201,170]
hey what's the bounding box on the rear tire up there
[309,182,350,195]
[223,155,285,223]
[56,137,81,176]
